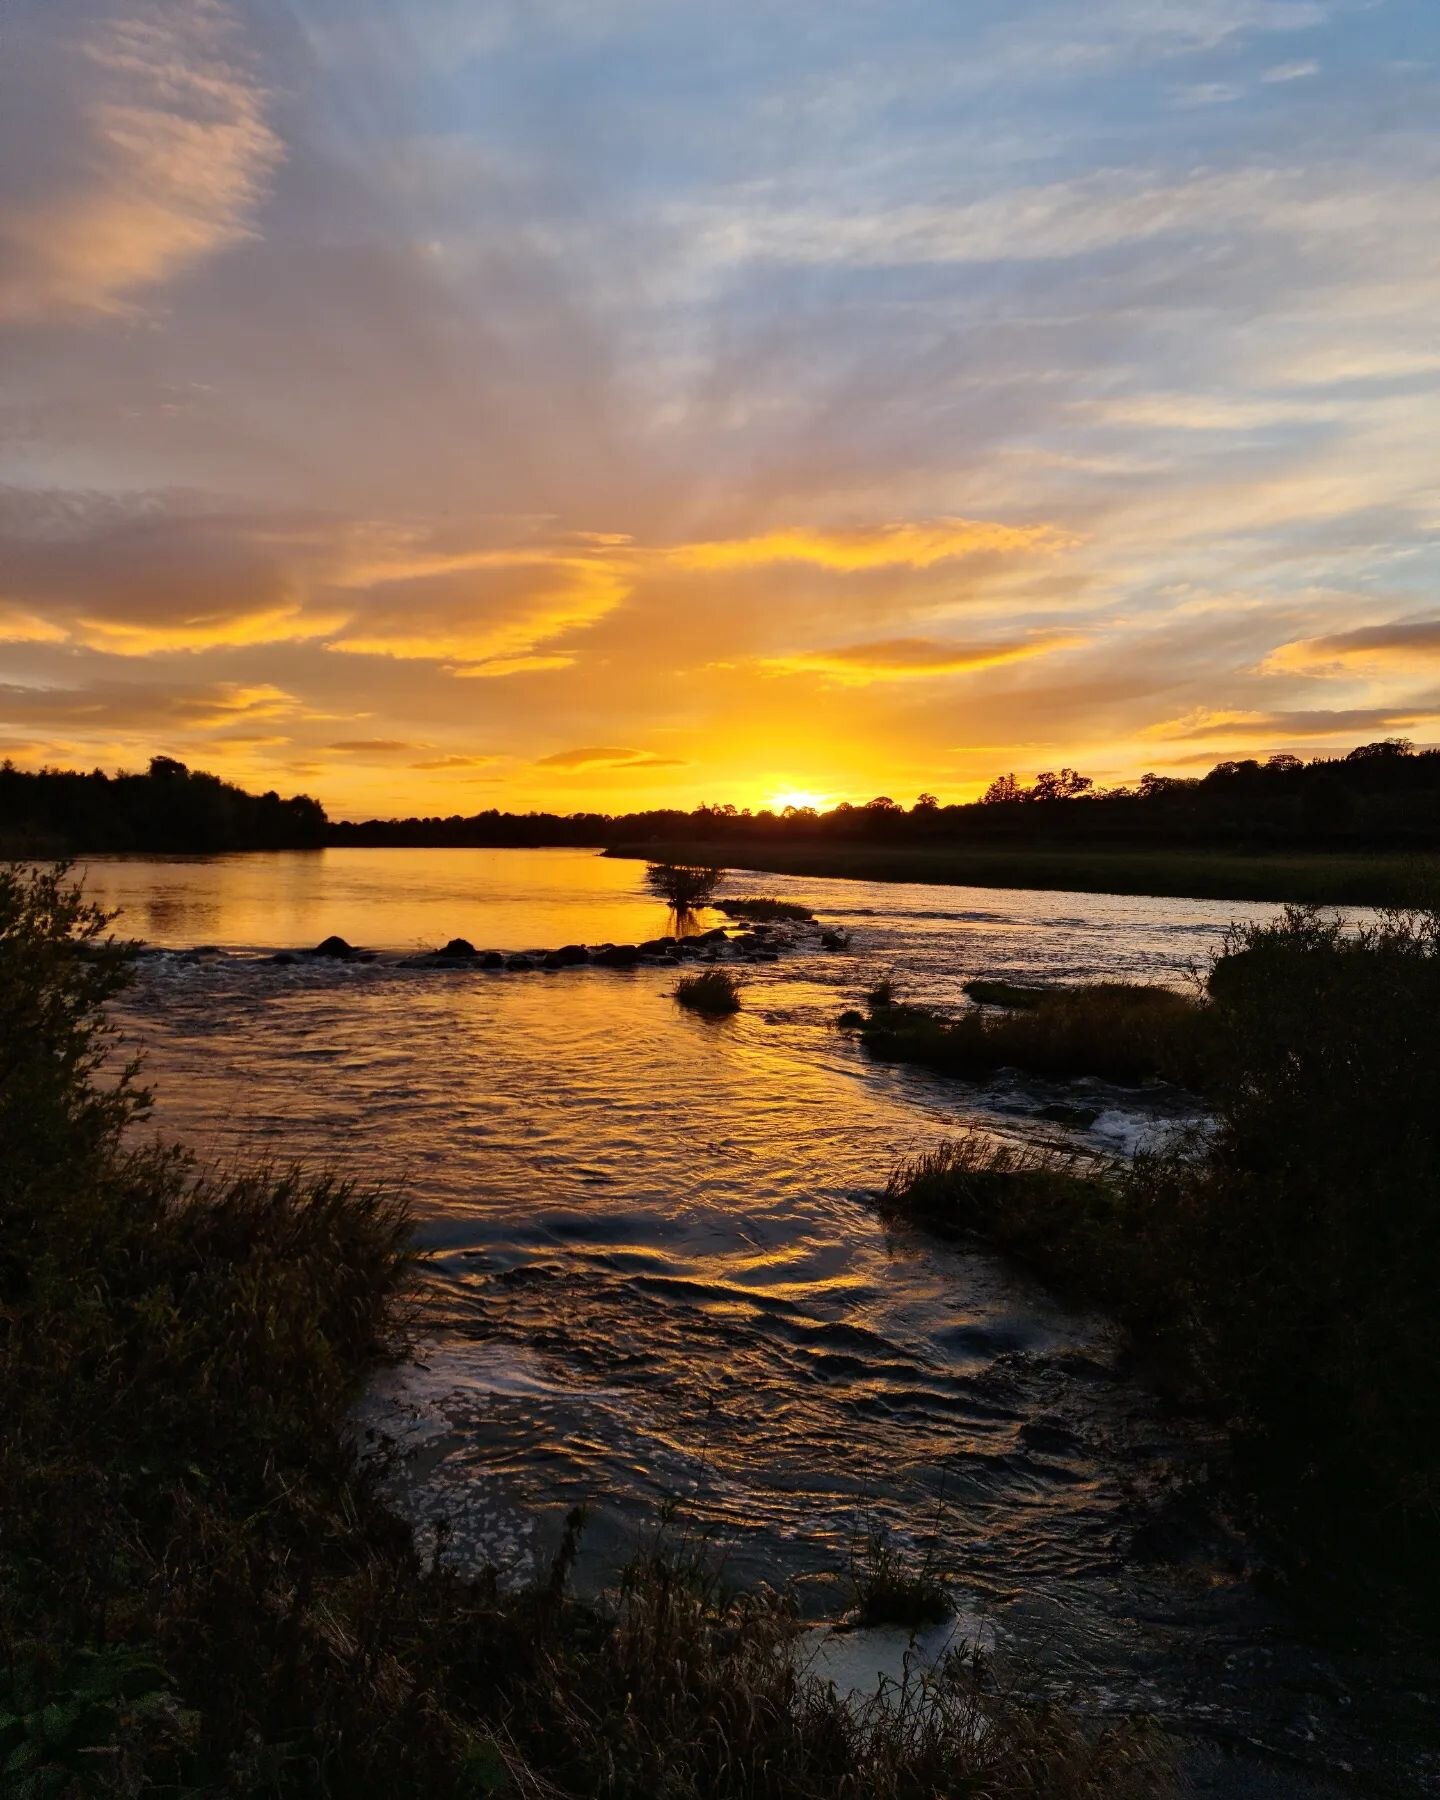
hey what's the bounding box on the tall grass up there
[885,907,1440,1614]
[2,864,1174,1795]
[855,978,1206,1085]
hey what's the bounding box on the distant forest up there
[0,758,327,854]
[3,740,1438,856]
[337,739,1440,854]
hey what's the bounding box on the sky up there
[2,0,1438,819]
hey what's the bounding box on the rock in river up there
[1036,1102,1100,1128]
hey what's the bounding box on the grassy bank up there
[0,864,1171,1798]
[881,907,1440,1614]
[848,978,1206,1085]
[608,839,1437,906]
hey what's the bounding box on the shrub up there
[676,968,743,1014]
[646,862,724,910]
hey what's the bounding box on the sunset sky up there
[2,0,1438,818]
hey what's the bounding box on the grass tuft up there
[854,978,1205,1086]
[675,968,743,1015]
[850,1529,950,1631]
[962,978,1052,1009]
[715,896,814,922]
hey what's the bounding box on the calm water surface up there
[87,849,1428,1797]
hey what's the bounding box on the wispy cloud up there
[666,520,1070,572]
[535,745,686,770]
[761,633,1084,686]
[0,1,281,322]
[1263,618,1440,674]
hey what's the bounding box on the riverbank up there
[869,908,1440,1626]
[607,840,1437,905]
[0,865,1172,1798]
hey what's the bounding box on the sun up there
[766,787,828,813]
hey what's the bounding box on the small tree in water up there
[644,862,724,912]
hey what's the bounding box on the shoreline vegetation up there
[607,839,1435,907]
[0,863,1173,1797]
[5,739,1440,905]
[863,910,1440,1620]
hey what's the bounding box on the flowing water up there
[83,848,1431,1798]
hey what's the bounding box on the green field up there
[607,839,1439,907]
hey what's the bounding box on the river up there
[82,847,1430,1798]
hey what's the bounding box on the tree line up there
[336,740,1440,853]
[3,739,1436,855]
[0,757,327,854]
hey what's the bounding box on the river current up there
[83,848,1431,1798]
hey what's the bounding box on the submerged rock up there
[480,952,505,969]
[1036,1103,1100,1128]
[554,944,590,965]
[506,955,535,972]
[594,944,640,968]
[269,951,298,966]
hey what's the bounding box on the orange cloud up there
[410,754,504,771]
[329,555,627,670]
[666,518,1070,573]
[0,607,67,645]
[1144,705,1440,741]
[1262,617,1440,675]
[0,679,304,734]
[69,602,345,656]
[536,745,686,770]
[760,632,1084,686]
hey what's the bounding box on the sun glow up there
[766,788,829,813]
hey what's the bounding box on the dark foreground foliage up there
[0,865,1172,1797]
[852,977,1205,1086]
[884,908,1440,1613]
[675,968,743,1015]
